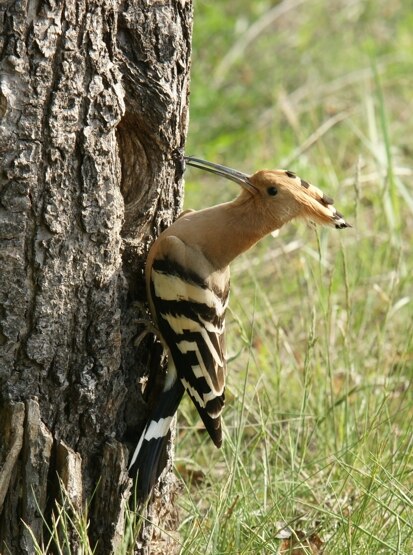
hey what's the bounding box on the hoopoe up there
[129,156,350,499]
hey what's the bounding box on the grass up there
[23,480,95,555]
[176,0,413,553]
[24,0,413,553]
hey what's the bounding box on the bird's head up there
[185,157,350,230]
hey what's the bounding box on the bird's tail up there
[129,379,185,502]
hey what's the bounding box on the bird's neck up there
[201,195,277,269]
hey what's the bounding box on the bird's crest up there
[252,169,351,229]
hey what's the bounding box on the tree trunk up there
[0,1,192,553]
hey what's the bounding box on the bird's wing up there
[148,237,229,447]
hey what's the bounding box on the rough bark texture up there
[0,1,192,553]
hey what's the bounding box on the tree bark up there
[0,1,192,553]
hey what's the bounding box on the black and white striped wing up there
[149,255,229,447]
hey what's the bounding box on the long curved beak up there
[184,156,256,194]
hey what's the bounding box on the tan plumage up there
[130,156,350,500]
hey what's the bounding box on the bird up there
[129,156,350,500]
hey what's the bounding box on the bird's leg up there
[133,320,169,395]
[133,318,160,349]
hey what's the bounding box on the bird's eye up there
[267,186,278,196]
